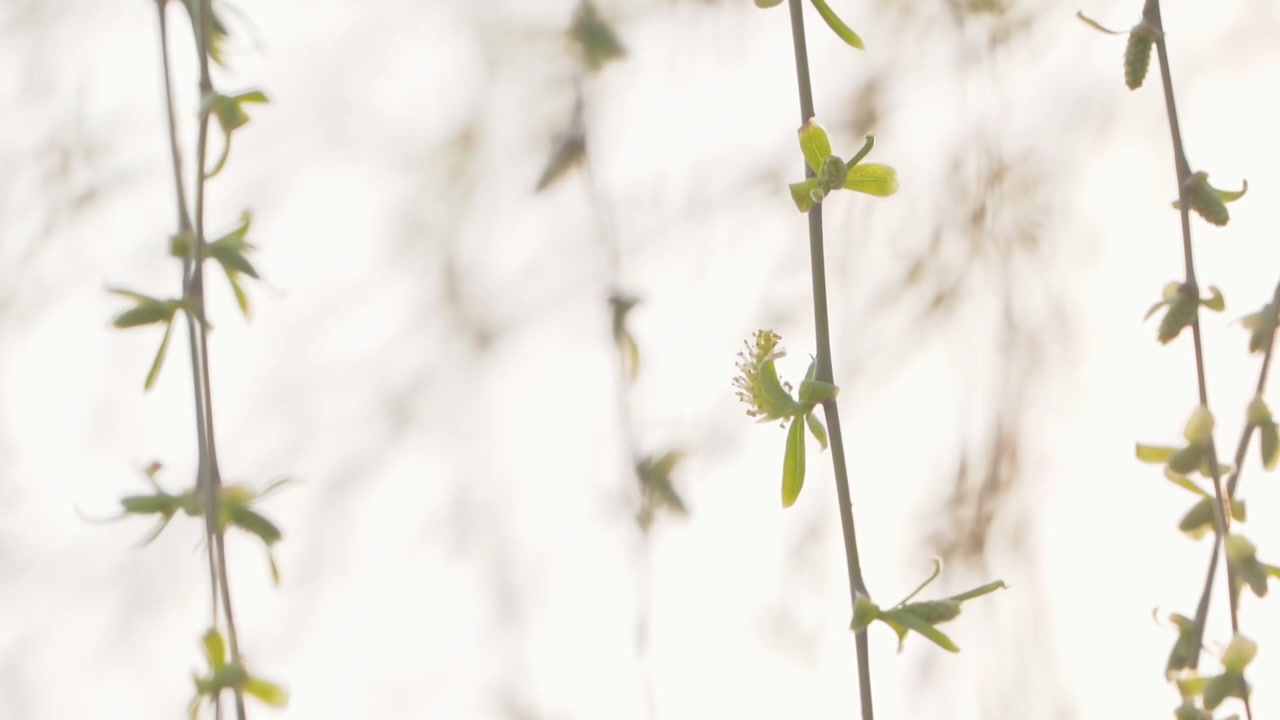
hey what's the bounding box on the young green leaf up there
[789,178,823,212]
[842,163,899,197]
[1074,11,1127,35]
[1220,634,1257,674]
[227,272,251,318]
[781,417,806,507]
[1167,445,1205,476]
[244,677,289,707]
[1158,292,1198,344]
[1135,443,1178,464]
[805,411,828,450]
[203,90,270,177]
[798,120,833,175]
[536,132,587,192]
[570,1,626,72]
[809,0,864,49]
[1202,286,1226,312]
[879,608,960,652]
[1260,423,1279,471]
[144,319,175,391]
[202,629,227,669]
[110,289,180,329]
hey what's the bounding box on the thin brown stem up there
[785,1,873,717]
[154,0,223,643]
[1145,3,1250,716]
[188,0,246,716]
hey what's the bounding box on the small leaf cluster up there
[789,121,898,213]
[204,90,269,177]
[1172,174,1248,228]
[636,450,687,532]
[733,331,837,507]
[108,463,289,583]
[1079,11,1247,226]
[111,212,263,389]
[851,560,1007,653]
[189,629,287,720]
[1145,282,1224,345]
[1172,634,1256,719]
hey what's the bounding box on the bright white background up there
[2,0,1280,718]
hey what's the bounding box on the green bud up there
[1183,406,1215,446]
[1185,172,1229,226]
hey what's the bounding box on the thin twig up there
[188,0,247,717]
[1146,2,1251,716]
[784,1,873,717]
[154,0,223,645]
[578,79,660,720]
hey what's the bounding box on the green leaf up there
[1183,406,1215,446]
[202,91,270,178]
[144,319,175,391]
[1221,635,1258,674]
[805,412,828,450]
[110,289,180,329]
[214,249,260,280]
[202,629,227,669]
[1074,10,1127,35]
[1261,423,1280,471]
[809,0,864,49]
[781,417,806,507]
[758,357,805,419]
[1180,497,1233,540]
[1164,472,1209,498]
[1247,396,1273,425]
[798,120,833,175]
[1202,286,1226,312]
[755,0,784,6]
[789,179,822,212]
[1243,304,1277,354]
[226,271,251,318]
[1158,292,1198,343]
[244,677,289,707]
[842,163,899,197]
[1203,671,1249,710]
[618,329,640,380]
[230,506,283,546]
[638,451,688,518]
[570,1,626,72]
[946,579,1008,603]
[1167,444,1205,475]
[536,132,586,192]
[881,609,960,652]
[1135,443,1178,464]
[121,493,179,515]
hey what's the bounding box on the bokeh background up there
[3,0,1280,717]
